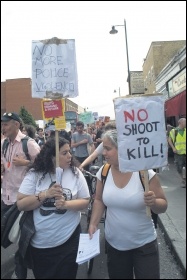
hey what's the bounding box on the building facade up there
[142,40,186,94]
[155,45,186,126]
[1,78,83,120]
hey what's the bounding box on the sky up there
[1,1,186,119]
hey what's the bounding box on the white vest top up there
[97,168,157,250]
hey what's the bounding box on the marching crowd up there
[1,112,186,279]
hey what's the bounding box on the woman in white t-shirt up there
[88,130,168,279]
[17,137,90,279]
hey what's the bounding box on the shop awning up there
[165,90,186,117]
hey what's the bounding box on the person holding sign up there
[88,130,167,279]
[17,137,90,279]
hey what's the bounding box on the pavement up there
[157,156,186,277]
[1,156,186,279]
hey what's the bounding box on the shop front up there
[165,68,186,126]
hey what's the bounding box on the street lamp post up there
[109,19,131,95]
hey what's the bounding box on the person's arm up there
[87,134,95,154]
[144,174,168,214]
[88,178,105,238]
[17,182,63,211]
[168,136,177,154]
[71,137,88,148]
[79,149,99,170]
[12,156,30,166]
[90,143,95,154]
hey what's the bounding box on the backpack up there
[101,164,158,228]
[2,136,30,161]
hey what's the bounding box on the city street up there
[1,213,185,279]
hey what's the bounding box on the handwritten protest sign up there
[79,112,94,125]
[114,94,168,172]
[92,112,99,121]
[32,37,78,99]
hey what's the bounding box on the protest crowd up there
[1,110,186,279]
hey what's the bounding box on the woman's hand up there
[79,165,84,172]
[144,191,156,207]
[54,194,66,209]
[46,183,63,198]
[88,224,98,239]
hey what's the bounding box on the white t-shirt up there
[97,167,157,250]
[19,168,90,248]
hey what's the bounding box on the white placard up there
[114,94,168,172]
[32,38,78,99]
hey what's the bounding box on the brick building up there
[1,78,79,120]
[143,40,186,94]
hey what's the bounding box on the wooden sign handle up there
[143,170,152,217]
[55,130,59,168]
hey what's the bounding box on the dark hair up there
[76,121,84,128]
[23,124,36,139]
[27,137,77,176]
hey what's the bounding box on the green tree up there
[19,106,37,128]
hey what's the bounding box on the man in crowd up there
[35,127,45,148]
[71,121,95,183]
[168,117,186,188]
[94,121,105,166]
[1,112,40,279]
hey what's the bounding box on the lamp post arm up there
[113,25,125,27]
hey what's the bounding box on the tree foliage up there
[19,106,37,128]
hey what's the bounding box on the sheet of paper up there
[76,229,100,264]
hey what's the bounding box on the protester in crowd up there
[1,131,5,140]
[166,123,175,158]
[87,126,96,144]
[94,122,105,165]
[95,122,105,147]
[88,129,168,279]
[1,132,5,183]
[1,112,40,279]
[71,121,95,172]
[79,121,116,171]
[22,124,36,139]
[67,130,72,146]
[17,136,90,279]
[59,129,71,143]
[35,127,45,148]
[168,117,186,187]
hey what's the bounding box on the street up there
[2,212,185,279]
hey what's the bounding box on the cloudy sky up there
[1,1,186,119]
